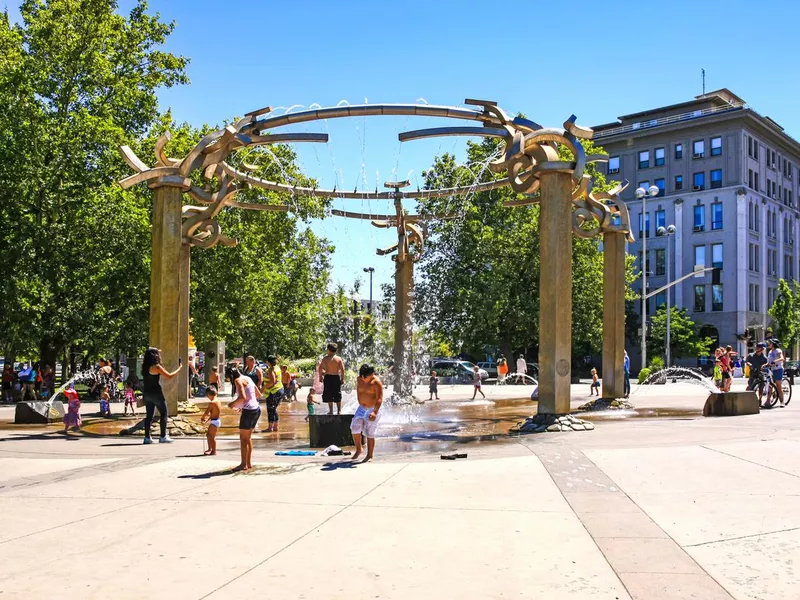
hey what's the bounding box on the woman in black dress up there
[141,347,182,444]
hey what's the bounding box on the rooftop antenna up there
[701,68,706,95]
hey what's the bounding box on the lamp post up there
[363,266,375,314]
[657,224,677,367]
[352,291,361,344]
[636,184,660,371]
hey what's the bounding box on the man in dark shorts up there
[319,343,345,414]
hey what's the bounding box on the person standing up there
[62,386,81,433]
[243,355,263,391]
[320,343,345,415]
[40,364,54,399]
[351,364,383,462]
[141,347,182,444]
[746,343,768,401]
[515,354,528,384]
[228,367,262,471]
[767,339,786,407]
[2,364,13,403]
[623,350,631,399]
[497,355,508,384]
[262,355,284,432]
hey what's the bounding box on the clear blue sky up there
[9,0,800,294]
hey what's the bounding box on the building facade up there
[593,89,800,369]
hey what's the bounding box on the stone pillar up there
[537,171,573,415]
[602,232,626,400]
[149,185,190,415]
[393,257,414,397]
[204,341,226,389]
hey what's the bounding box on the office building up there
[593,89,799,367]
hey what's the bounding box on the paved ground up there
[0,381,797,599]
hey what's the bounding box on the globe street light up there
[657,224,678,367]
[636,184,660,371]
[363,266,375,314]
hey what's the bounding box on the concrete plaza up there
[0,381,798,599]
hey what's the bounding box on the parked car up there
[430,359,488,384]
[785,359,798,384]
[477,362,498,378]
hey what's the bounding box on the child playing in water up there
[123,381,136,416]
[98,384,111,417]
[429,370,440,401]
[590,368,600,396]
[471,365,486,400]
[63,386,81,432]
[305,387,320,422]
[713,359,723,390]
[200,386,222,455]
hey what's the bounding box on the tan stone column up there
[537,171,573,415]
[149,185,189,416]
[602,232,626,400]
[393,256,414,397]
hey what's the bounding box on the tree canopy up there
[415,136,636,363]
[768,279,800,351]
[647,306,714,363]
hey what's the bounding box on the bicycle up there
[757,365,793,409]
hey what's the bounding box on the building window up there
[675,143,683,160]
[711,202,723,230]
[693,172,705,190]
[654,178,665,196]
[710,169,722,189]
[711,242,723,269]
[675,175,683,190]
[771,150,776,168]
[638,212,651,238]
[711,136,722,156]
[694,205,705,231]
[694,285,706,312]
[753,142,759,161]
[694,245,706,269]
[754,172,760,191]
[712,284,723,311]
[608,156,620,174]
[748,243,754,271]
[655,248,666,276]
[748,203,754,230]
[747,136,753,157]
[638,180,650,193]
[748,169,754,189]
[639,150,650,169]
[655,291,666,308]
[655,209,666,231]
[693,140,705,158]
[637,251,651,274]
[754,244,760,272]
[655,147,665,166]
[749,284,755,311]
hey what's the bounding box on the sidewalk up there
[0,382,797,598]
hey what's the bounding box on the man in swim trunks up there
[319,343,345,414]
[351,364,383,462]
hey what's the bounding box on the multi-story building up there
[593,89,800,369]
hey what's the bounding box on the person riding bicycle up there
[746,343,768,398]
[767,338,786,407]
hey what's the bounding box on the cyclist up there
[767,338,786,408]
[746,343,768,401]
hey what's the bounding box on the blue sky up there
[8,0,800,293]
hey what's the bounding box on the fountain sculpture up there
[118,99,633,424]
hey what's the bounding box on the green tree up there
[416,136,635,362]
[647,306,714,361]
[769,279,800,350]
[0,0,188,369]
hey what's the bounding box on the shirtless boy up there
[351,364,383,462]
[201,386,222,455]
[320,343,345,414]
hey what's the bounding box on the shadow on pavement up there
[320,460,359,471]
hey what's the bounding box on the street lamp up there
[352,291,361,344]
[657,224,678,367]
[363,267,375,314]
[636,184,660,370]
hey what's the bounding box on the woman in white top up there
[228,368,262,471]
